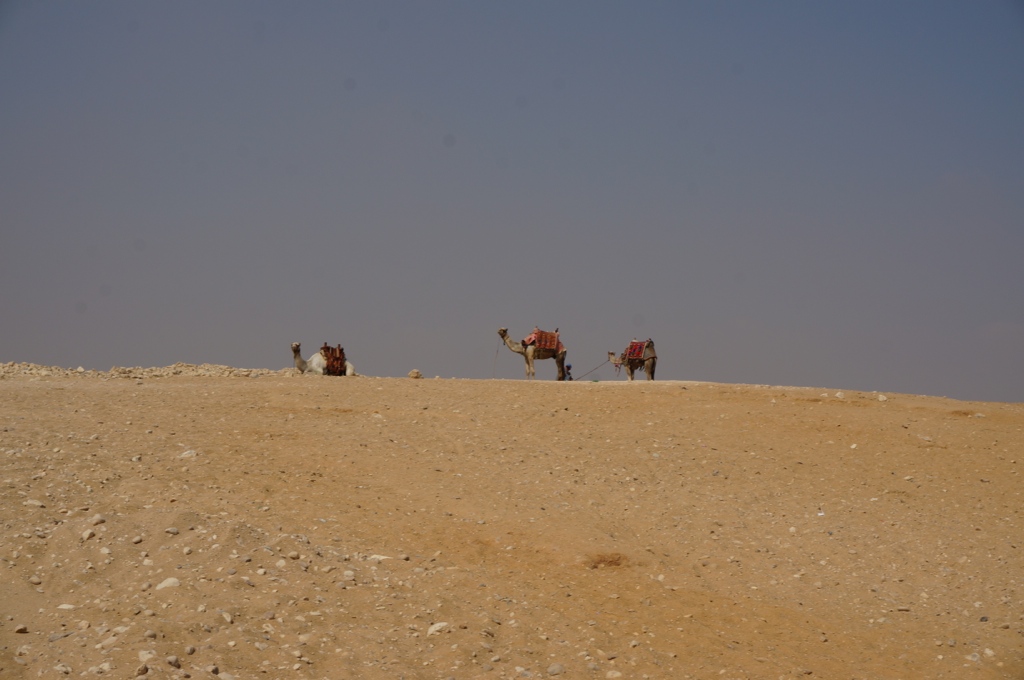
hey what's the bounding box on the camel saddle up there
[624,339,655,361]
[319,343,347,376]
[524,328,563,352]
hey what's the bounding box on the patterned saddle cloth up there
[624,339,654,360]
[523,328,564,352]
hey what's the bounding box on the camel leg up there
[555,354,565,381]
[647,358,656,380]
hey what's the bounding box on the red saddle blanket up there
[523,329,564,352]
[625,340,651,360]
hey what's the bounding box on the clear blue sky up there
[2,1,1022,401]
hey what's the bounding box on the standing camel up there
[609,339,657,381]
[497,327,568,381]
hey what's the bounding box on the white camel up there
[291,342,356,376]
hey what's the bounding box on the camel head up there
[497,328,509,339]
[291,342,302,355]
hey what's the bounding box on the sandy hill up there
[2,363,1022,679]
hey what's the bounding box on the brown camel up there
[609,339,657,381]
[498,327,568,380]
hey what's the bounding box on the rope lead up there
[574,359,610,381]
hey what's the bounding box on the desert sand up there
[2,362,1022,679]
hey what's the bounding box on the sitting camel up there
[609,339,657,381]
[498,327,568,380]
[291,342,356,376]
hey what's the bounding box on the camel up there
[609,339,657,381]
[291,342,356,376]
[498,327,568,381]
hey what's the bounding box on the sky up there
[1,1,1022,402]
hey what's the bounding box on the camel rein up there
[573,358,610,381]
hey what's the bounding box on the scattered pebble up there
[427,622,449,636]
